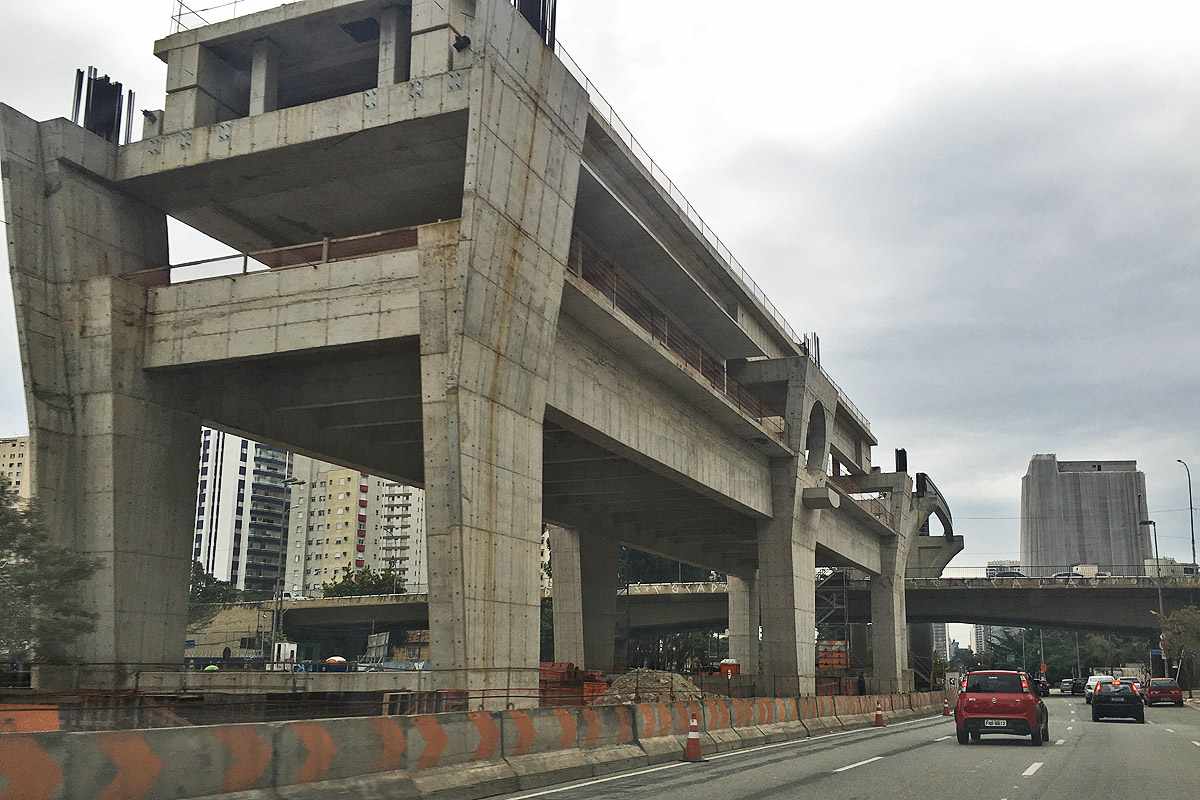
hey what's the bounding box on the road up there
[493,695,1200,800]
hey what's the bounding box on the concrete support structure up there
[726,573,759,674]
[3,0,957,699]
[548,527,618,671]
[378,5,413,86]
[0,111,200,685]
[249,38,281,116]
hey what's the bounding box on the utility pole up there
[1074,631,1081,679]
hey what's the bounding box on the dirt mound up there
[595,669,702,704]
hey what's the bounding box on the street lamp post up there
[1179,460,1196,571]
[1140,520,1167,678]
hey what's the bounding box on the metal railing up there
[905,565,1200,580]
[826,476,896,530]
[127,226,420,286]
[169,0,279,33]
[571,236,786,443]
[555,41,872,435]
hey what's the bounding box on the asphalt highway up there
[492,695,1200,800]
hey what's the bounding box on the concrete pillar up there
[548,527,618,671]
[410,0,475,78]
[421,11,586,707]
[849,622,870,672]
[0,109,198,687]
[870,539,910,692]
[249,38,281,116]
[757,474,817,696]
[908,622,933,689]
[378,5,412,85]
[727,573,759,674]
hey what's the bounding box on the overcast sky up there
[2,0,1198,631]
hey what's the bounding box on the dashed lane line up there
[834,756,884,773]
[1055,739,1065,745]
[1022,762,1044,777]
[934,735,952,742]
[1164,728,1175,733]
[1191,741,1200,747]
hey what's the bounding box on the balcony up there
[827,476,896,531]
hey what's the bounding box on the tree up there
[188,561,246,624]
[321,565,407,597]
[0,481,100,663]
[1161,606,1200,688]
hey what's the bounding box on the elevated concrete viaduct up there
[2,0,957,701]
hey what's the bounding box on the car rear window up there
[1150,679,1178,688]
[1096,683,1133,696]
[965,673,1023,693]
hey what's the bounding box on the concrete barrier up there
[501,708,590,789]
[0,691,948,800]
[577,704,645,774]
[633,701,708,764]
[701,697,741,752]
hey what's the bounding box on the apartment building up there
[285,455,426,597]
[193,428,293,594]
[0,436,30,503]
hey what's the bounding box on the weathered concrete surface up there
[548,526,619,671]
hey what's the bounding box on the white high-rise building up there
[284,455,427,597]
[192,428,292,594]
[932,622,949,661]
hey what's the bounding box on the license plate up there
[1108,697,1125,703]
[984,719,1007,727]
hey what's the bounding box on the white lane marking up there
[1164,728,1175,733]
[1023,762,1044,777]
[834,756,884,773]
[501,761,686,799]
[1055,739,1065,745]
[1192,741,1200,747]
[704,714,944,762]
[934,735,952,742]
[1067,726,1073,731]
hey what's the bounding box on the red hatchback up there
[1145,677,1184,706]
[956,670,1049,746]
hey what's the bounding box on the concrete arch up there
[804,400,828,472]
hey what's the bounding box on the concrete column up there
[1,109,198,687]
[420,21,586,706]
[549,527,619,671]
[870,539,910,692]
[757,465,818,696]
[849,622,870,672]
[908,622,933,688]
[249,38,281,116]
[378,5,412,85]
[727,573,759,674]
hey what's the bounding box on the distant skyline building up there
[1020,455,1152,576]
[0,435,30,503]
[193,428,292,594]
[932,622,949,661]
[985,559,1020,577]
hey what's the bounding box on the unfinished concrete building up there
[1,0,960,700]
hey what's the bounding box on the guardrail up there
[826,475,896,530]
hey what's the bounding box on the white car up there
[1085,674,1114,704]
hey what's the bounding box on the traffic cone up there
[942,698,952,717]
[873,700,886,727]
[684,714,703,762]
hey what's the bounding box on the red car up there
[955,670,1049,746]
[1144,677,1184,706]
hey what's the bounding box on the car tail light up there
[1020,675,1030,692]
[960,677,967,692]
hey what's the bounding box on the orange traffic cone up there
[684,714,703,762]
[942,698,952,717]
[873,700,886,727]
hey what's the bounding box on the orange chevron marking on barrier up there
[214,727,272,792]
[0,736,63,800]
[98,733,162,800]
[580,707,601,747]
[733,698,752,727]
[413,716,447,770]
[616,707,634,743]
[471,712,501,760]
[657,704,672,735]
[511,711,536,756]
[638,704,656,738]
[553,708,577,749]
[292,723,337,784]
[371,717,407,770]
